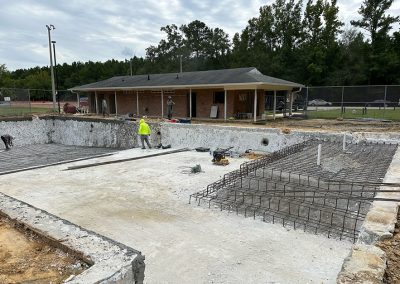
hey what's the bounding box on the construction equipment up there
[212,147,233,166]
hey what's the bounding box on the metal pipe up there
[254,89,257,122]
[114,91,118,116]
[95,91,98,114]
[189,88,192,118]
[46,24,56,112]
[224,89,227,121]
[273,90,276,120]
[136,90,139,116]
[343,133,346,151]
[161,89,164,118]
[317,144,321,166]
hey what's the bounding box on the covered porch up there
[84,86,299,122]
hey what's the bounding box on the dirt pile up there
[377,220,400,283]
[0,217,88,283]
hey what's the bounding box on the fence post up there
[28,89,32,113]
[305,87,309,117]
[341,86,344,118]
[383,85,387,119]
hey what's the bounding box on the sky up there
[0,0,399,71]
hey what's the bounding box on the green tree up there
[299,0,343,85]
[351,0,399,83]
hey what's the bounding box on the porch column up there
[189,88,192,118]
[136,90,139,116]
[161,89,164,118]
[273,90,276,120]
[224,89,227,121]
[289,91,293,116]
[95,91,98,114]
[254,89,257,122]
[114,91,118,116]
[77,93,80,108]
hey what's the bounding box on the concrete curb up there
[0,192,145,283]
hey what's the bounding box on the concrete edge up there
[337,147,400,283]
[337,244,386,284]
[0,192,145,284]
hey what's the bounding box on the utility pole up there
[46,24,56,112]
[52,41,60,113]
[180,55,183,73]
[130,58,133,76]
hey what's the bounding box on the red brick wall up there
[94,88,267,119]
[195,89,236,119]
[115,90,188,118]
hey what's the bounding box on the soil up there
[192,118,400,132]
[0,216,88,283]
[38,114,400,133]
[377,219,400,284]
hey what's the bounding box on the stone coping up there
[337,147,400,283]
[0,192,145,284]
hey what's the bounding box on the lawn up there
[0,106,55,116]
[306,108,400,121]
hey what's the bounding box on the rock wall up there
[2,117,399,151]
[0,117,50,146]
[160,123,400,152]
[50,118,138,148]
[0,117,161,149]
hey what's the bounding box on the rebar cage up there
[190,140,398,242]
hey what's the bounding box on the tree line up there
[0,0,399,99]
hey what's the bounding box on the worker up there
[138,118,152,149]
[102,98,108,117]
[1,134,14,150]
[166,96,175,119]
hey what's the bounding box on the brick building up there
[70,67,303,121]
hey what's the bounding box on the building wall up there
[194,89,235,119]
[90,88,265,119]
[116,90,188,118]
[117,91,137,115]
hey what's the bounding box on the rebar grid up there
[190,140,398,242]
[0,144,118,174]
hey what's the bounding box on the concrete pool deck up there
[0,146,352,283]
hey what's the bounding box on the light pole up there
[52,40,60,113]
[46,24,56,112]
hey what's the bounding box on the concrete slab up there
[0,148,352,283]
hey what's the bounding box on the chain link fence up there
[0,88,78,117]
[1,86,400,120]
[295,85,400,121]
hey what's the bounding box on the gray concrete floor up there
[0,146,352,283]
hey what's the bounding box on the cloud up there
[0,0,398,71]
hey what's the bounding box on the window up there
[214,91,225,104]
[239,93,247,102]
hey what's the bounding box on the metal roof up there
[70,67,304,91]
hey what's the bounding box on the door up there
[187,92,197,117]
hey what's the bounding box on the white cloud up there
[0,0,398,71]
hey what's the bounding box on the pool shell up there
[0,192,145,284]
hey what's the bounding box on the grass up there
[306,108,400,121]
[0,106,54,117]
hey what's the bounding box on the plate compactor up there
[212,147,233,166]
